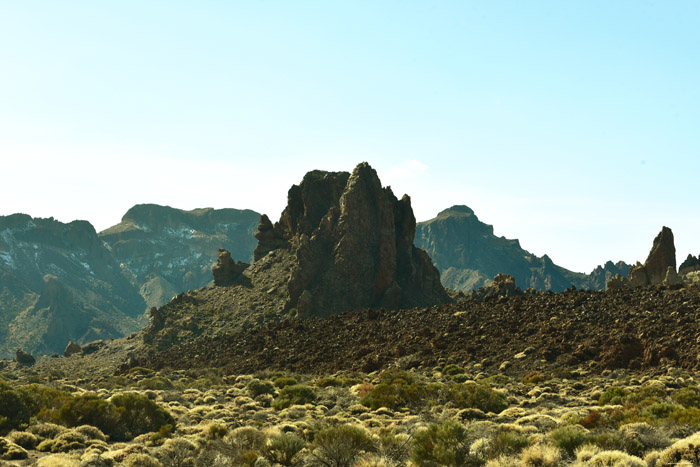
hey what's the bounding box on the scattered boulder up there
[679,254,700,275]
[15,349,35,366]
[471,274,523,300]
[663,266,682,286]
[63,341,82,357]
[212,249,248,286]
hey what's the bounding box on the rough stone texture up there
[212,249,248,286]
[679,254,700,275]
[63,341,82,357]
[254,162,449,316]
[644,226,676,285]
[628,263,650,287]
[663,266,682,286]
[15,349,35,366]
[606,227,678,289]
[471,274,523,300]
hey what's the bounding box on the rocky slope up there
[100,204,260,309]
[133,282,700,377]
[415,205,631,292]
[0,214,145,358]
[141,163,449,350]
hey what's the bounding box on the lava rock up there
[644,226,676,285]
[15,349,35,366]
[64,341,82,357]
[212,249,248,286]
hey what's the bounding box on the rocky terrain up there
[415,206,630,292]
[0,214,145,359]
[141,163,449,350]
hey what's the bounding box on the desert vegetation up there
[3,364,700,466]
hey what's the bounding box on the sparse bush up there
[549,426,588,457]
[443,364,465,376]
[490,430,529,458]
[248,380,276,398]
[656,431,700,465]
[519,444,561,467]
[448,382,509,413]
[521,372,547,385]
[310,425,376,467]
[273,385,316,410]
[0,381,34,434]
[575,443,601,463]
[27,422,67,439]
[673,386,700,408]
[0,437,28,460]
[274,377,299,389]
[157,437,197,467]
[264,432,306,466]
[586,450,645,466]
[6,430,38,449]
[138,376,174,391]
[588,430,644,457]
[599,387,628,406]
[360,371,430,411]
[123,452,163,467]
[110,393,175,441]
[411,419,481,466]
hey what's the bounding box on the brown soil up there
[131,283,700,377]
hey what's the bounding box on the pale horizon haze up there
[1,1,699,274]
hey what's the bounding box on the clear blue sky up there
[1,1,698,273]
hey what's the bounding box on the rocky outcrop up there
[64,341,81,357]
[212,249,248,286]
[679,254,700,275]
[607,227,678,289]
[644,226,676,285]
[14,349,35,366]
[471,274,523,300]
[256,163,449,316]
[415,205,629,292]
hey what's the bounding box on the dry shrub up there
[575,444,601,463]
[36,453,81,467]
[6,430,38,449]
[656,431,700,466]
[27,422,67,439]
[123,452,163,467]
[586,450,645,466]
[519,444,562,467]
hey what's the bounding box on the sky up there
[1,1,699,274]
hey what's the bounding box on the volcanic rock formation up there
[255,162,449,315]
[607,226,677,289]
[679,254,700,275]
[212,249,248,286]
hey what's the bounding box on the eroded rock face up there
[64,341,81,357]
[15,349,35,366]
[471,274,523,300]
[212,249,248,286]
[254,162,449,316]
[679,254,700,275]
[606,227,677,289]
[644,226,676,285]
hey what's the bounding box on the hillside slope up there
[415,205,630,292]
[0,214,145,358]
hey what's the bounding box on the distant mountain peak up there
[437,205,475,217]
